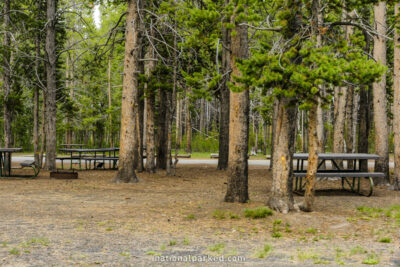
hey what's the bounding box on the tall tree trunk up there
[218,13,231,170]
[393,3,400,190]
[269,99,278,170]
[185,87,192,154]
[199,98,205,134]
[302,105,319,212]
[44,0,58,171]
[373,2,389,183]
[224,10,249,203]
[107,56,113,147]
[157,89,169,169]
[2,0,12,148]
[113,0,141,183]
[332,87,347,157]
[301,0,323,212]
[40,92,46,168]
[33,0,42,167]
[268,98,298,213]
[136,51,145,172]
[144,43,157,173]
[358,11,372,171]
[176,96,182,150]
[345,86,354,168]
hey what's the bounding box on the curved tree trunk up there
[224,8,249,203]
[44,0,57,171]
[268,98,298,213]
[373,2,389,184]
[113,0,141,183]
[393,3,400,190]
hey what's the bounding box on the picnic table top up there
[293,153,380,160]
[59,148,119,153]
[0,148,23,153]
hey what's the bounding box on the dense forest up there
[1,0,400,212]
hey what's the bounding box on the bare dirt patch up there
[0,165,399,266]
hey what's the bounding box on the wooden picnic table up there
[60,144,85,149]
[58,148,119,170]
[0,148,22,177]
[292,153,384,196]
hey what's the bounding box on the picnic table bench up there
[293,153,384,197]
[58,148,119,170]
[0,148,39,178]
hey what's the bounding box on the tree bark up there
[373,2,389,183]
[176,96,182,150]
[33,0,42,167]
[345,86,354,168]
[2,0,12,148]
[224,9,249,203]
[157,89,169,169]
[218,14,231,170]
[44,0,58,171]
[332,87,347,159]
[185,87,192,154]
[268,98,298,213]
[302,105,319,212]
[269,99,278,170]
[393,3,400,190]
[144,44,156,173]
[113,0,141,183]
[107,56,113,147]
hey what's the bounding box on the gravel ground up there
[0,165,399,266]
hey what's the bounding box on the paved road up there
[11,156,395,169]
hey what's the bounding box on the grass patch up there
[168,240,177,246]
[9,248,19,255]
[350,245,367,256]
[297,250,319,261]
[254,244,272,258]
[378,237,391,243]
[305,227,318,234]
[208,243,225,254]
[362,253,380,265]
[160,244,166,250]
[213,210,226,220]
[229,212,239,219]
[22,237,49,247]
[271,231,282,238]
[146,251,161,256]
[183,238,190,245]
[244,207,273,219]
[186,214,195,220]
[120,252,130,257]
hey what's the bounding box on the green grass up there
[146,251,161,256]
[297,250,319,261]
[254,244,273,258]
[244,207,273,219]
[213,210,226,219]
[350,245,367,256]
[183,238,190,245]
[186,214,195,220]
[229,212,239,219]
[362,253,380,265]
[208,243,225,254]
[9,248,19,255]
[119,252,130,257]
[168,240,177,246]
[22,237,49,247]
[378,237,391,243]
[305,227,318,234]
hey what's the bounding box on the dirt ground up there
[0,165,399,266]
